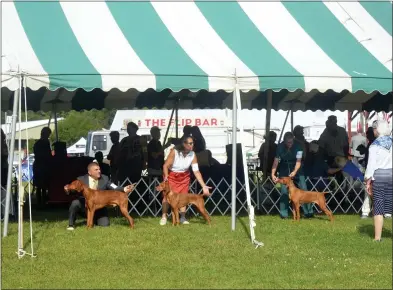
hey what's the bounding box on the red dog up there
[64,180,135,229]
[277,177,334,222]
[156,180,211,226]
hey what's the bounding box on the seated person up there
[94,151,111,178]
[334,156,364,182]
[304,141,342,179]
[67,162,132,230]
[304,141,342,191]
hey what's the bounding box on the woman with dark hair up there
[160,135,211,225]
[271,132,313,219]
[190,126,206,153]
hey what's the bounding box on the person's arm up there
[327,167,342,175]
[289,149,303,177]
[271,158,279,181]
[364,145,378,181]
[104,175,134,193]
[191,154,211,194]
[163,149,175,181]
[289,150,303,178]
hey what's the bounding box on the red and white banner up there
[122,117,226,129]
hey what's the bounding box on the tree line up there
[2,109,116,154]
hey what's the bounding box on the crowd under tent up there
[1,1,392,254]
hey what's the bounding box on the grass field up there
[1,210,392,289]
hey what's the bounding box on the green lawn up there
[1,211,392,289]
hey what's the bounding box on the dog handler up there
[364,120,392,241]
[271,132,313,219]
[160,135,211,225]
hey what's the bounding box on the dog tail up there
[322,191,332,195]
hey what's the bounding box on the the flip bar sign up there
[123,117,226,129]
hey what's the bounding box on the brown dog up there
[155,181,211,226]
[64,180,135,229]
[277,177,334,221]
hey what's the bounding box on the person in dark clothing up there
[147,126,164,176]
[293,125,309,160]
[33,127,53,207]
[95,151,111,177]
[183,125,192,138]
[67,162,133,230]
[1,129,8,188]
[116,122,145,184]
[190,126,206,153]
[258,131,277,174]
[107,131,120,184]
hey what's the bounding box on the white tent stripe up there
[324,2,392,73]
[151,2,259,91]
[60,2,156,91]
[2,2,49,90]
[239,2,352,93]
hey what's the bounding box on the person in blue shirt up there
[335,156,364,182]
[271,132,313,219]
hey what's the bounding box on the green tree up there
[51,109,116,146]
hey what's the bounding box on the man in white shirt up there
[350,132,367,169]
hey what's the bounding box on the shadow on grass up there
[358,224,393,239]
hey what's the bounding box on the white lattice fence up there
[117,175,367,217]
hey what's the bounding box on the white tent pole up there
[234,84,264,249]
[23,79,36,258]
[231,81,237,231]
[3,76,20,237]
[17,75,24,258]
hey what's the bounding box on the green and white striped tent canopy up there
[1,1,392,112]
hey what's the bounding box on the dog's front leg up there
[173,208,180,226]
[88,208,96,228]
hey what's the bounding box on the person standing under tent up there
[33,127,53,208]
[271,132,313,219]
[1,129,9,188]
[350,130,367,170]
[160,135,211,225]
[147,126,164,177]
[107,131,120,184]
[359,126,376,219]
[364,120,393,241]
[116,122,145,184]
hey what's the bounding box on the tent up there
[1,1,392,252]
[2,1,392,112]
[66,137,86,155]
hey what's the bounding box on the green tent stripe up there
[283,1,392,93]
[360,1,392,36]
[196,2,304,91]
[14,1,101,91]
[107,1,208,91]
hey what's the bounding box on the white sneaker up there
[384,214,392,218]
[67,226,75,231]
[181,220,190,225]
[159,217,167,226]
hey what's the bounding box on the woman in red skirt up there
[160,135,211,225]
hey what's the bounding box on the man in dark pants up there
[67,162,133,230]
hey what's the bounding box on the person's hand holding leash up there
[365,179,373,197]
[124,184,135,194]
[202,185,212,196]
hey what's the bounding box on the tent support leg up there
[3,81,20,237]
